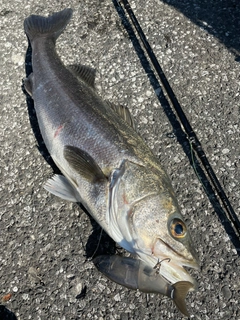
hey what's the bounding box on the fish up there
[23,8,199,316]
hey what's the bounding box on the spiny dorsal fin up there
[64,145,106,182]
[68,64,96,88]
[105,101,136,129]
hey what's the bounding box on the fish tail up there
[171,281,194,317]
[24,8,73,43]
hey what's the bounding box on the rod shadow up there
[112,0,240,255]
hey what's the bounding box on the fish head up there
[109,160,199,287]
[131,192,199,287]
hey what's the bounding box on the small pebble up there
[221,285,232,301]
[113,293,121,302]
[222,148,230,154]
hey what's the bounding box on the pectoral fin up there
[64,146,106,182]
[23,73,34,96]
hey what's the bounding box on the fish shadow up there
[0,305,18,320]
[80,204,116,259]
[22,42,116,261]
[112,0,240,255]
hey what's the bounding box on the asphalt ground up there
[0,0,239,319]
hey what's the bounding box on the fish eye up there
[170,218,187,238]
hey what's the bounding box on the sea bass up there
[24,8,199,316]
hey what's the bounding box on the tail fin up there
[171,281,194,317]
[24,8,73,43]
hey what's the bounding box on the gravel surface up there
[0,0,239,319]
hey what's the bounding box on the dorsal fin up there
[106,101,136,129]
[68,64,96,88]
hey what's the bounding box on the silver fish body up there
[24,8,199,316]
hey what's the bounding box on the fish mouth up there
[159,258,198,290]
[152,238,199,289]
[158,238,200,269]
[138,238,199,289]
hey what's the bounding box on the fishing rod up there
[116,0,240,238]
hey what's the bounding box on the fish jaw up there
[132,230,199,288]
[137,249,198,289]
[152,235,199,269]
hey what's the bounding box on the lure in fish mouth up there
[93,255,196,317]
[23,8,199,317]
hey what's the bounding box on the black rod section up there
[118,0,240,237]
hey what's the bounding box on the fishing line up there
[89,228,104,260]
[114,0,240,240]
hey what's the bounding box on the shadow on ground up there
[0,305,17,320]
[160,0,240,61]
